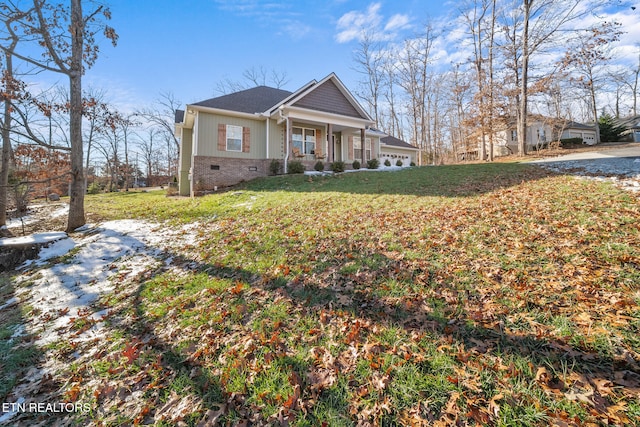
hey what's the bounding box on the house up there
[174,73,415,196]
[557,120,597,145]
[474,116,596,158]
[614,115,640,142]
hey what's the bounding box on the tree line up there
[351,0,637,164]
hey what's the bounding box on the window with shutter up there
[226,125,243,152]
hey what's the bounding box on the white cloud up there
[384,14,410,32]
[335,2,412,44]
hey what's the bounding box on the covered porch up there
[274,105,376,169]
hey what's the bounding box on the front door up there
[333,133,342,162]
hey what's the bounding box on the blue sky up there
[84,0,442,109]
[80,0,639,113]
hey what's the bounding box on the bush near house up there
[269,159,281,175]
[314,161,324,172]
[287,161,305,174]
[384,159,392,167]
[366,158,379,169]
[352,160,361,169]
[560,137,583,146]
[330,161,345,173]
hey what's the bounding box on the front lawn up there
[6,163,640,426]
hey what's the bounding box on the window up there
[353,136,372,160]
[226,125,243,152]
[292,127,316,154]
[510,130,517,142]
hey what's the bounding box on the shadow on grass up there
[90,244,640,424]
[0,271,51,425]
[15,217,637,425]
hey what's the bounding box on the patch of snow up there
[51,205,69,218]
[0,232,67,247]
[0,296,18,311]
[13,219,200,346]
[6,215,35,228]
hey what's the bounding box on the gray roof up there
[564,120,595,130]
[614,115,640,129]
[381,135,417,150]
[192,86,292,114]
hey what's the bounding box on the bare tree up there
[0,5,26,234]
[1,0,117,231]
[352,32,385,126]
[511,0,588,156]
[215,66,291,95]
[135,91,181,176]
[561,21,623,143]
[396,24,437,164]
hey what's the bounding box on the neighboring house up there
[473,116,596,158]
[614,115,640,142]
[174,73,413,196]
[557,120,597,145]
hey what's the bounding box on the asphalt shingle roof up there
[192,86,293,114]
[381,135,416,149]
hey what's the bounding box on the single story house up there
[614,115,640,142]
[174,73,415,196]
[473,116,596,158]
[557,120,597,145]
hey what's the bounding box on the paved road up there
[529,145,640,177]
[528,144,640,193]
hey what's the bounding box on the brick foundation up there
[190,156,340,195]
[192,156,272,191]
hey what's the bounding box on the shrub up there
[352,160,361,170]
[287,160,305,174]
[314,161,324,172]
[330,161,345,173]
[560,137,583,146]
[384,159,391,167]
[87,182,102,194]
[366,158,379,169]
[269,159,281,175]
[396,159,403,167]
[410,162,416,167]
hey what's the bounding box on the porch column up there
[361,128,366,164]
[327,123,333,162]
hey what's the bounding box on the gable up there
[292,79,366,119]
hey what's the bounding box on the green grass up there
[10,163,640,425]
[0,274,43,401]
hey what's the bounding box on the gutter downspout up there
[266,116,270,159]
[280,106,289,174]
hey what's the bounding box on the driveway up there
[528,144,640,193]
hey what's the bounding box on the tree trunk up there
[0,20,18,235]
[518,0,532,157]
[1,85,12,236]
[66,0,86,232]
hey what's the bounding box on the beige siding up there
[178,128,193,196]
[196,112,266,159]
[268,119,285,159]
